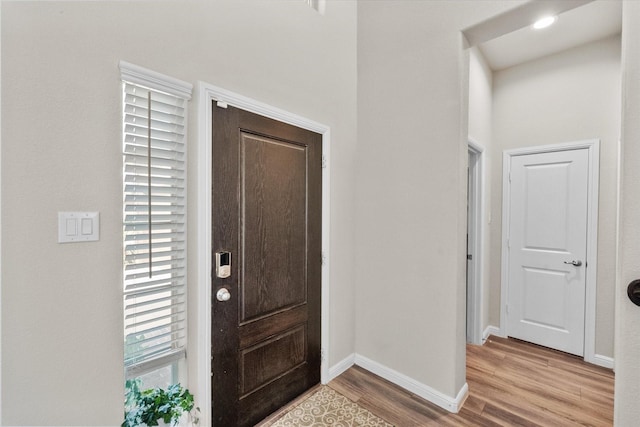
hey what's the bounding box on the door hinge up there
[508,171,512,182]
[467,254,473,260]
[321,251,326,266]
[320,348,325,363]
[321,155,327,169]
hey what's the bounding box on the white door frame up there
[194,82,331,426]
[467,139,485,345]
[500,139,601,366]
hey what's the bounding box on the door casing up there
[467,139,485,346]
[500,139,600,365]
[195,82,331,426]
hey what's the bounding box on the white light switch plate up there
[58,212,100,243]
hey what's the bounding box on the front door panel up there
[212,104,322,427]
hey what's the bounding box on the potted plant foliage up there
[123,379,200,427]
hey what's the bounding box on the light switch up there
[66,218,78,236]
[81,218,93,235]
[58,212,99,243]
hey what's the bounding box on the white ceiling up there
[479,0,622,71]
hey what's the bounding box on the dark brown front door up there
[211,103,322,427]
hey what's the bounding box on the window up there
[120,62,192,383]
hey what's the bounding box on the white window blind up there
[120,62,192,378]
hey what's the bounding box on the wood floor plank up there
[469,377,586,426]
[493,357,582,397]
[326,371,365,402]
[466,344,505,375]
[468,370,602,426]
[461,394,486,416]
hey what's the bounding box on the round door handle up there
[564,260,582,267]
[628,279,640,307]
[216,288,231,302]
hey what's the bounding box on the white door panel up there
[507,149,588,356]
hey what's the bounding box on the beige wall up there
[615,1,640,423]
[356,0,523,400]
[491,35,621,358]
[469,47,493,148]
[468,47,494,335]
[1,1,357,425]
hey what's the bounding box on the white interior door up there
[506,148,589,356]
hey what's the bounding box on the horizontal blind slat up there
[124,197,183,207]
[125,232,184,241]
[123,112,184,128]
[124,175,185,187]
[125,242,185,254]
[124,213,184,222]
[124,309,185,324]
[125,317,186,340]
[124,189,184,200]
[124,135,185,151]
[124,124,184,144]
[124,154,183,169]
[125,195,185,205]
[124,301,185,321]
[124,227,184,236]
[124,104,185,125]
[124,259,176,274]
[124,271,185,287]
[125,84,186,106]
[124,147,185,160]
[124,292,185,312]
[125,254,184,266]
[124,163,185,177]
[124,95,185,116]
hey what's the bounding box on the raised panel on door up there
[521,267,572,331]
[507,148,588,356]
[240,326,306,396]
[522,162,572,252]
[240,133,307,321]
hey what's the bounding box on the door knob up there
[216,288,231,302]
[564,260,582,266]
[628,280,640,307]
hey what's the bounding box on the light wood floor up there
[326,336,614,426]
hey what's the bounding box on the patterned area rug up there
[270,386,394,427]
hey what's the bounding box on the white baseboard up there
[328,353,355,382]
[591,354,614,370]
[354,353,467,413]
[482,325,502,342]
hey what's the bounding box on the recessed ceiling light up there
[533,16,557,30]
